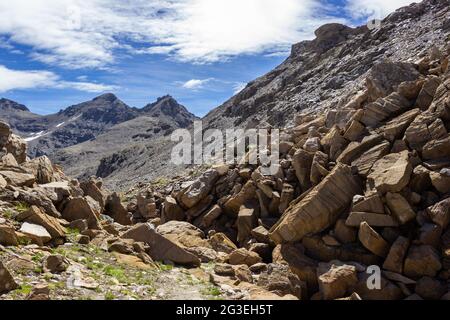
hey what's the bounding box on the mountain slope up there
[203,0,450,131]
[48,95,197,187]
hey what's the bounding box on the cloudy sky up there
[0,0,415,116]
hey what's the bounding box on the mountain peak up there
[0,98,30,112]
[93,93,119,103]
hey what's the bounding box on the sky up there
[0,0,416,117]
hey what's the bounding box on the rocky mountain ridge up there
[0,94,197,158]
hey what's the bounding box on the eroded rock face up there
[270,164,361,243]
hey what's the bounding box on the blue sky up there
[0,0,415,117]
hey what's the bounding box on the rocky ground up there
[2,42,450,300]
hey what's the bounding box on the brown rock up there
[270,164,361,243]
[200,204,221,228]
[360,92,411,127]
[383,236,410,273]
[0,225,18,246]
[62,196,101,229]
[136,191,157,219]
[44,254,69,273]
[228,248,262,266]
[156,221,208,249]
[422,136,450,160]
[0,170,35,187]
[224,180,257,215]
[415,277,447,300]
[121,223,200,266]
[237,203,258,245]
[367,151,412,194]
[334,219,357,244]
[430,171,450,194]
[337,134,384,165]
[415,76,441,110]
[22,156,57,184]
[351,141,391,176]
[292,148,314,191]
[256,263,305,299]
[278,183,295,214]
[358,222,389,257]
[251,226,270,244]
[17,205,66,239]
[343,120,366,141]
[426,197,450,229]
[208,232,238,254]
[404,245,442,278]
[318,263,358,300]
[162,196,185,223]
[80,178,107,210]
[345,212,398,227]
[179,169,219,208]
[272,243,317,289]
[353,194,385,214]
[0,261,18,294]
[385,193,416,224]
[105,192,132,225]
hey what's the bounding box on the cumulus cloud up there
[0,0,341,68]
[182,78,213,90]
[345,0,416,20]
[0,0,417,69]
[0,65,117,93]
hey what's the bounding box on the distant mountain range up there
[0,94,198,188]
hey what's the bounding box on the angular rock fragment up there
[270,164,361,243]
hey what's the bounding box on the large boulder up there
[367,151,412,194]
[270,164,361,243]
[0,170,35,187]
[256,263,305,299]
[17,205,66,239]
[22,156,58,184]
[383,236,410,273]
[121,223,200,266]
[178,169,219,209]
[358,222,389,257]
[426,197,450,229]
[161,196,185,223]
[62,196,101,229]
[105,193,132,225]
[156,221,209,248]
[0,225,18,246]
[228,248,262,266]
[318,263,358,300]
[404,245,442,278]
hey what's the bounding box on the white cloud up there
[182,78,213,90]
[0,0,341,67]
[345,0,416,20]
[0,0,418,68]
[0,65,117,93]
